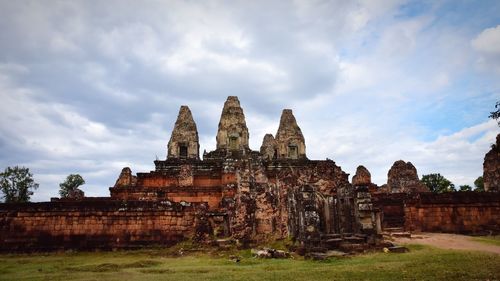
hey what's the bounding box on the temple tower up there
[167,106,200,159]
[386,160,428,193]
[216,96,250,153]
[275,109,306,159]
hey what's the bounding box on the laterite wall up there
[0,200,198,251]
[404,192,500,234]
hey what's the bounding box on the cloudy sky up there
[0,0,499,201]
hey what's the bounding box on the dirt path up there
[392,232,500,255]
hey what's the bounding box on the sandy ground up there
[392,232,500,255]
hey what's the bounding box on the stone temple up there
[111,96,379,246]
[0,96,499,252]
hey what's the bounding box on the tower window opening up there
[229,136,238,150]
[179,144,188,158]
[288,145,298,159]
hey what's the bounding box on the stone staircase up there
[383,227,411,238]
[304,233,373,259]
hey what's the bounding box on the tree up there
[59,174,85,199]
[489,101,500,126]
[459,185,472,192]
[421,173,456,193]
[0,166,39,203]
[474,176,484,192]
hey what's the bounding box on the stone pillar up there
[353,186,377,235]
[351,165,381,237]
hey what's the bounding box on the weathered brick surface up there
[374,192,500,233]
[372,193,408,228]
[0,200,198,251]
[405,192,500,233]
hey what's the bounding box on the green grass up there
[0,244,498,281]
[471,235,500,247]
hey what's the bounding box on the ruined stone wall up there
[0,200,199,251]
[404,192,500,234]
[372,193,408,228]
[483,134,500,192]
[110,161,237,210]
[264,160,352,241]
[110,186,225,209]
[222,159,353,243]
[374,192,500,233]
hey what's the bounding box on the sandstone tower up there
[167,106,200,159]
[275,109,306,159]
[352,165,372,186]
[386,160,428,193]
[215,96,250,154]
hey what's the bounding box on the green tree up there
[458,185,472,192]
[474,176,484,192]
[59,174,85,199]
[421,173,456,193]
[489,100,500,126]
[0,166,39,203]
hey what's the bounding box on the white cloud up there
[472,25,500,55]
[472,25,500,74]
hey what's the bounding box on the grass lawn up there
[0,244,498,281]
[471,235,500,247]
